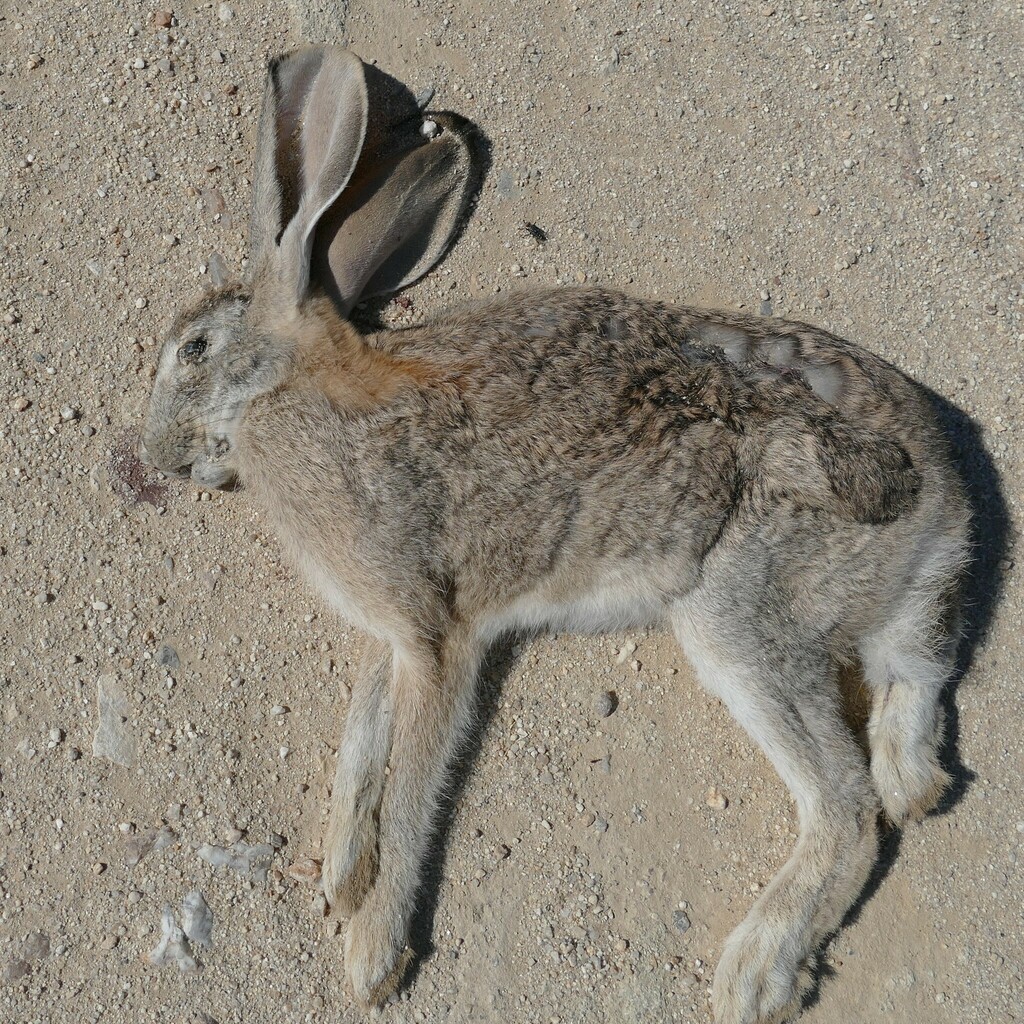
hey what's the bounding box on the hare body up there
[140,48,971,1023]
[225,287,966,1016]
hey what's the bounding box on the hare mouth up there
[190,454,239,491]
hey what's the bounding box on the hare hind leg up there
[673,599,878,1024]
[858,538,965,823]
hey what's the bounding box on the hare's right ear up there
[248,47,369,300]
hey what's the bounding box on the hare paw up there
[344,895,415,1009]
[712,916,812,1024]
[873,745,950,824]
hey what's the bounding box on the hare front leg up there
[344,629,482,1008]
[323,637,392,915]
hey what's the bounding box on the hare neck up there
[289,296,432,414]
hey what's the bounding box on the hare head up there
[140,46,476,489]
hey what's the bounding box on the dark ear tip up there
[440,111,487,160]
[427,111,479,144]
[428,110,488,204]
[264,44,327,83]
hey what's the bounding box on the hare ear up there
[313,113,476,315]
[248,46,368,298]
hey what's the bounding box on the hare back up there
[381,287,936,523]
[381,287,935,460]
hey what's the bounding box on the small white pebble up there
[705,787,728,811]
[615,641,637,664]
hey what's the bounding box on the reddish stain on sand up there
[109,435,168,506]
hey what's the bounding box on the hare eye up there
[179,337,208,365]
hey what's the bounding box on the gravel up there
[21,933,50,961]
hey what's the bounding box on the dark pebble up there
[157,644,180,670]
[23,932,50,960]
[3,958,31,983]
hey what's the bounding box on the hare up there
[140,46,970,1023]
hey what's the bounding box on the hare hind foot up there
[345,891,416,1008]
[870,725,951,824]
[862,661,954,823]
[673,582,879,1024]
[859,536,964,824]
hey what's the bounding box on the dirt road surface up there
[1,2,1020,1022]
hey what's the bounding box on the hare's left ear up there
[247,46,369,301]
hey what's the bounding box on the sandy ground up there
[1,1,1022,1022]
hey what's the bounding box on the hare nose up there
[138,436,152,465]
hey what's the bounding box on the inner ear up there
[284,48,369,299]
[312,113,477,315]
[248,47,366,284]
